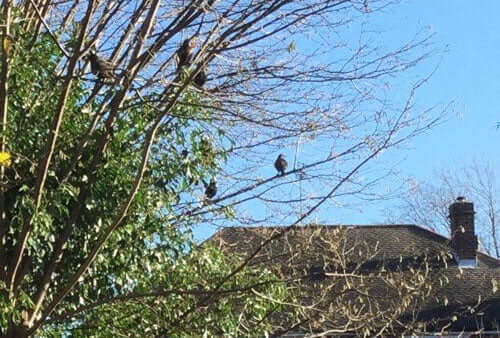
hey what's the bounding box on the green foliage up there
[41,245,287,337]
[1,15,285,336]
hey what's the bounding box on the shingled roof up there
[209,224,500,335]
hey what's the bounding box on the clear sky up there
[387,0,500,169]
[320,0,500,224]
[194,1,500,241]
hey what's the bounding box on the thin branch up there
[28,0,70,58]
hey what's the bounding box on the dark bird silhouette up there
[204,180,217,200]
[176,37,197,72]
[274,154,287,176]
[88,51,115,79]
[194,68,207,87]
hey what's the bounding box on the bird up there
[176,37,197,73]
[274,154,287,176]
[363,0,370,13]
[204,180,217,200]
[88,51,115,79]
[194,68,207,87]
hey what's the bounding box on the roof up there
[209,224,500,335]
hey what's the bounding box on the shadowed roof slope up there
[209,224,500,334]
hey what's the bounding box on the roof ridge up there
[209,225,500,264]
[220,224,419,229]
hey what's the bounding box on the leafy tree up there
[0,0,443,336]
[1,6,285,337]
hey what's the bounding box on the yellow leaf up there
[0,152,11,166]
[3,37,9,56]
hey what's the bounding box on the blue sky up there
[390,0,500,167]
[329,0,500,223]
[194,1,500,241]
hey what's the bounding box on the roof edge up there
[207,224,500,264]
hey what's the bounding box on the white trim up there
[407,331,500,338]
[457,258,477,268]
[451,252,477,268]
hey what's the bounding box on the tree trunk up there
[4,324,29,338]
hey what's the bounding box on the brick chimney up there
[449,196,478,267]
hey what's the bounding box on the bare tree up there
[211,225,499,337]
[387,160,500,258]
[0,0,445,336]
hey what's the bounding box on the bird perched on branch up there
[204,179,217,200]
[274,154,287,176]
[88,51,116,79]
[194,67,207,87]
[176,37,197,73]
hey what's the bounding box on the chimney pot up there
[449,196,477,268]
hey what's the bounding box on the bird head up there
[189,36,198,50]
[182,37,198,52]
[87,49,98,60]
[203,177,216,187]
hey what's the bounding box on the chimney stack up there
[449,197,478,267]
